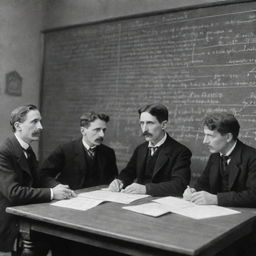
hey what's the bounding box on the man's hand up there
[52,184,76,200]
[183,186,196,201]
[190,191,217,205]
[108,179,123,192]
[122,183,146,194]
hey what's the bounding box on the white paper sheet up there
[154,196,240,219]
[51,197,103,211]
[123,202,170,217]
[79,190,149,204]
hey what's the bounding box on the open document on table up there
[51,189,149,211]
[153,196,240,219]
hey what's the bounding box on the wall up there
[43,0,231,30]
[0,0,46,153]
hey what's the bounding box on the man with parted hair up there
[183,112,256,207]
[39,111,118,256]
[109,103,191,196]
[0,104,74,255]
[40,111,118,191]
[182,112,256,256]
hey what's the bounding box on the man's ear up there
[161,120,167,130]
[226,133,233,143]
[14,122,21,131]
[80,127,87,135]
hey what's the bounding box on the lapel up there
[9,136,32,178]
[152,135,173,178]
[96,145,107,178]
[137,143,148,178]
[227,140,242,189]
[73,138,87,172]
[209,154,222,190]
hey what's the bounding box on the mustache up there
[142,131,152,137]
[32,130,41,136]
[95,137,103,143]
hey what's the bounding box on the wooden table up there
[6,189,256,256]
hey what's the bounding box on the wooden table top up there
[6,190,256,256]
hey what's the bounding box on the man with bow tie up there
[183,112,256,207]
[39,111,118,191]
[0,104,74,255]
[109,103,191,196]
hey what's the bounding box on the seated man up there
[39,112,119,256]
[183,112,256,207]
[0,105,74,255]
[40,111,118,190]
[109,103,191,197]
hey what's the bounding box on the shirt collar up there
[220,140,237,157]
[82,138,96,150]
[14,133,30,150]
[148,132,167,148]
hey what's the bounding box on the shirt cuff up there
[50,188,53,200]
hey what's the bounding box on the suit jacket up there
[195,140,256,207]
[39,137,118,190]
[0,136,51,252]
[118,134,191,196]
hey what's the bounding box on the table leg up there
[19,221,36,256]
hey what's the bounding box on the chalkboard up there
[41,1,256,184]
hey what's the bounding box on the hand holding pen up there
[183,185,196,201]
[108,178,123,192]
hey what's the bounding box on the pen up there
[187,185,193,193]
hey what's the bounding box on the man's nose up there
[203,136,208,144]
[37,122,43,130]
[141,124,148,132]
[99,130,104,137]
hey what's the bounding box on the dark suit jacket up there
[195,140,256,207]
[118,134,191,196]
[39,137,118,190]
[0,136,51,252]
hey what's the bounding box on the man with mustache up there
[109,103,191,196]
[0,104,74,255]
[183,112,256,207]
[40,111,118,191]
[182,112,256,256]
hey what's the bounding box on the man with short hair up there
[39,111,118,256]
[0,104,74,255]
[40,111,118,191]
[183,112,256,207]
[183,113,256,255]
[109,103,191,196]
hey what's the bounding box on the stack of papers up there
[153,196,240,219]
[123,202,169,217]
[51,189,149,211]
[79,190,149,204]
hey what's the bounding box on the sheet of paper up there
[123,202,170,217]
[154,196,240,219]
[51,197,103,211]
[79,190,149,204]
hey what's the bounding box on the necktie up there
[23,146,37,174]
[221,155,230,172]
[149,146,158,156]
[87,147,96,159]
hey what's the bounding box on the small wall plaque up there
[5,71,22,96]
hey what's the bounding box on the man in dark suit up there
[183,112,256,256]
[183,112,256,207]
[39,111,118,190]
[0,104,74,255]
[109,103,191,197]
[39,111,118,256]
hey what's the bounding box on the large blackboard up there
[41,1,256,184]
